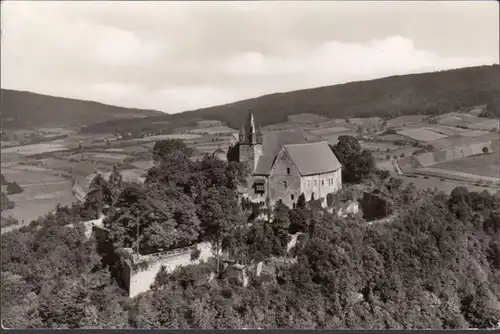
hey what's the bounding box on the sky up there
[1,1,498,114]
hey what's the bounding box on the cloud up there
[1,1,498,114]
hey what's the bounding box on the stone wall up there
[300,168,342,202]
[124,241,214,298]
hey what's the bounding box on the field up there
[1,166,74,226]
[310,126,351,137]
[386,115,427,128]
[397,128,447,142]
[421,125,468,136]
[467,118,500,131]
[349,117,383,128]
[137,133,202,142]
[321,132,357,145]
[434,112,499,131]
[359,141,399,152]
[431,152,500,178]
[415,167,500,185]
[2,142,70,155]
[188,126,236,134]
[395,173,498,195]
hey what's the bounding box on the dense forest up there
[81,65,500,134]
[1,138,500,329]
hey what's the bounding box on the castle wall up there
[300,168,342,202]
[125,242,214,298]
[268,150,302,208]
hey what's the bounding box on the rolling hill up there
[81,65,500,134]
[0,89,164,130]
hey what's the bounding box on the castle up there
[227,110,343,209]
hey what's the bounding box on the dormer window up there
[283,181,288,189]
[287,167,290,175]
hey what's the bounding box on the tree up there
[272,201,291,256]
[152,139,193,162]
[108,165,124,203]
[330,135,375,183]
[296,193,307,209]
[448,186,472,221]
[1,192,14,212]
[83,173,113,218]
[105,184,202,253]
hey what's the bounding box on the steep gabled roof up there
[252,129,321,175]
[283,141,341,176]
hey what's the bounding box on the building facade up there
[227,110,342,209]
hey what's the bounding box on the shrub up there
[191,248,201,261]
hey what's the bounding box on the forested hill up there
[0,89,164,130]
[82,65,499,134]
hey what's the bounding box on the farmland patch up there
[1,142,69,156]
[350,117,383,128]
[397,128,447,142]
[386,115,427,128]
[189,126,236,134]
[137,133,202,142]
[310,127,350,136]
[431,152,500,178]
[92,153,129,161]
[377,134,410,142]
[416,167,500,185]
[0,168,74,224]
[131,160,154,171]
[467,118,500,131]
[320,132,357,145]
[395,173,497,195]
[360,141,399,152]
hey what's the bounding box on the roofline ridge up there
[283,140,328,148]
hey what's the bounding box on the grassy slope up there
[82,65,500,134]
[1,89,164,130]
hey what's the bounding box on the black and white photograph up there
[1,0,499,330]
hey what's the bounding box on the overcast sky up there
[1,1,498,114]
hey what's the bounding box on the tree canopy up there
[2,136,500,329]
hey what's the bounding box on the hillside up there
[82,65,500,134]
[0,89,164,130]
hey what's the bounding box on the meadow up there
[431,152,500,178]
[397,128,447,142]
[1,166,74,227]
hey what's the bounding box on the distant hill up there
[0,89,164,130]
[85,65,500,134]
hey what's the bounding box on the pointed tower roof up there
[240,109,261,144]
[244,109,256,136]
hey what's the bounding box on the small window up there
[293,203,296,209]
[307,180,311,187]
[314,180,317,186]
[322,180,324,186]
[283,181,288,189]
[291,194,295,200]
[287,167,291,175]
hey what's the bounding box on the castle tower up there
[238,109,263,173]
